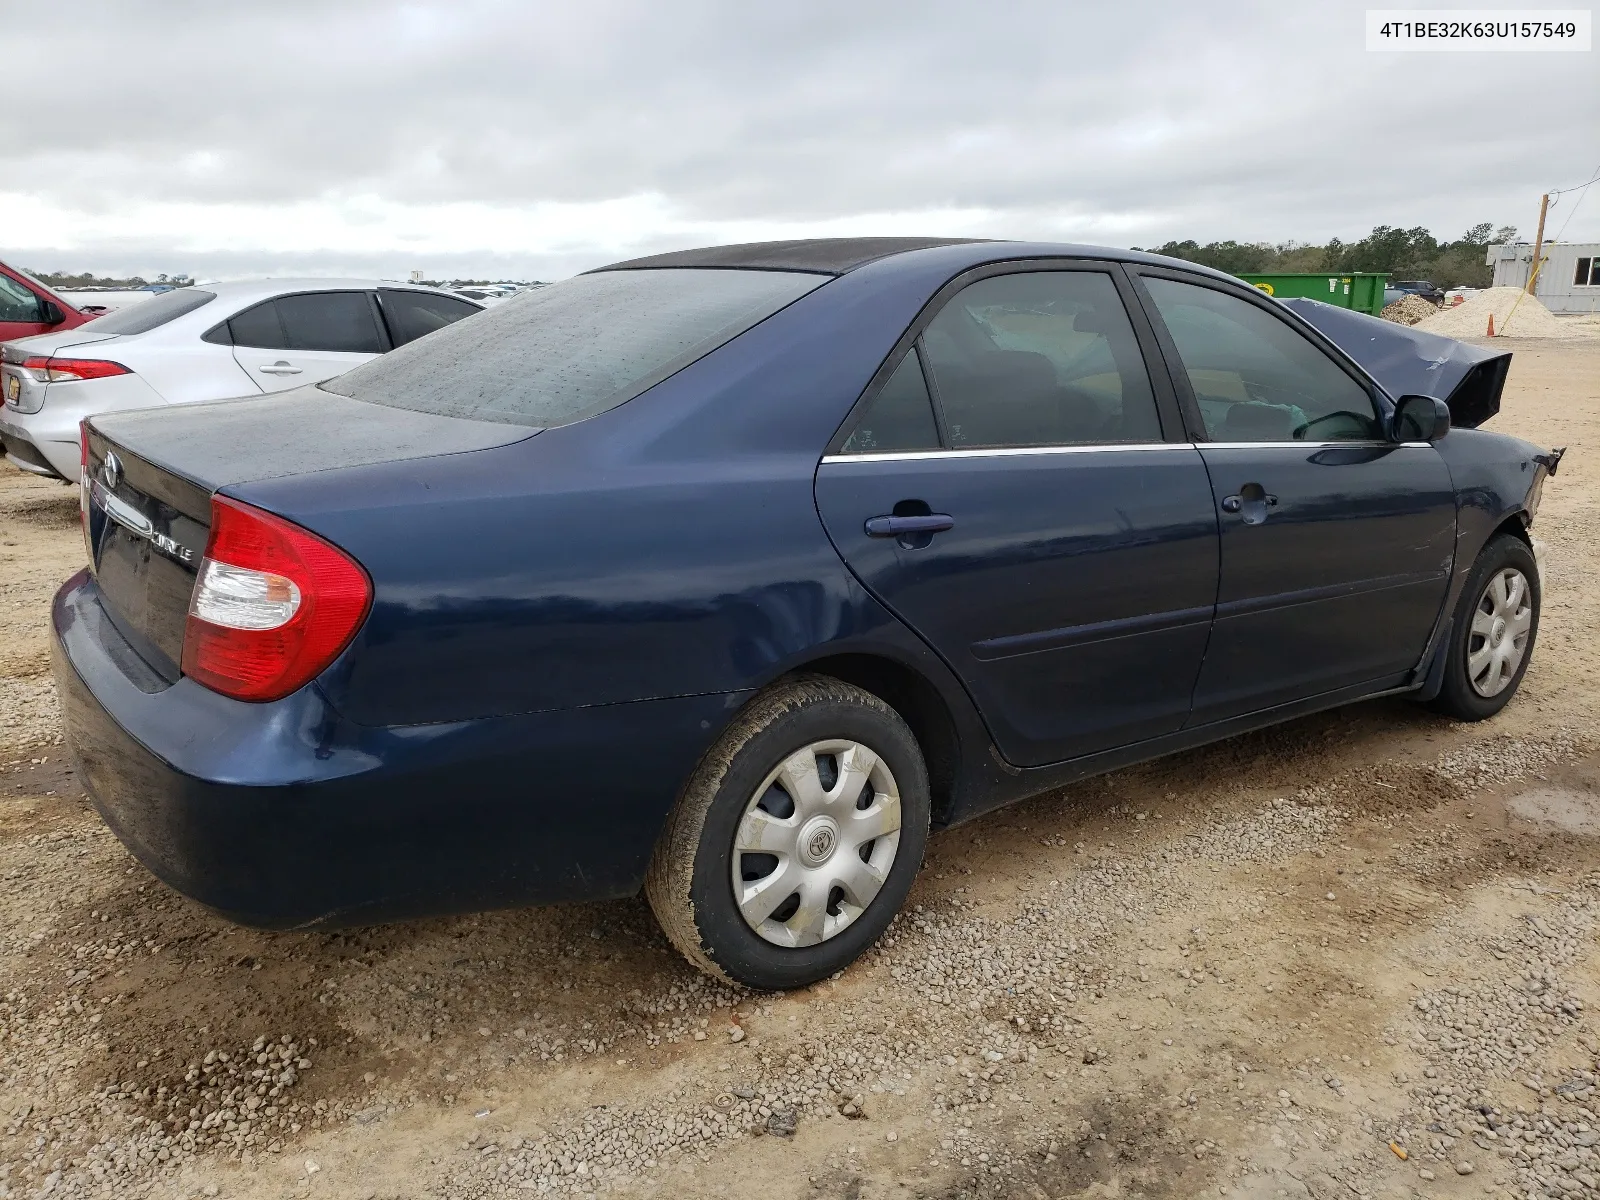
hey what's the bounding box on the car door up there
[224,290,388,392]
[0,270,59,343]
[1130,269,1456,724]
[814,265,1220,768]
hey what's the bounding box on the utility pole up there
[1527,192,1550,295]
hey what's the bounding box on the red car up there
[0,260,98,343]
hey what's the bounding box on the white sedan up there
[0,279,482,482]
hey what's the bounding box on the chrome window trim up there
[820,442,1189,465]
[820,439,1428,464]
[1200,441,1431,450]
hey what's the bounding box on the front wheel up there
[645,677,930,989]
[1430,533,1540,721]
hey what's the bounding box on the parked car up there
[451,287,509,305]
[2,279,481,481]
[55,238,1561,990]
[1390,280,1446,305]
[0,260,100,342]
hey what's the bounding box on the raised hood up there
[1282,297,1512,430]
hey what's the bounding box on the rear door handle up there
[864,514,955,537]
[257,361,303,375]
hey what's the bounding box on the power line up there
[1548,166,1600,197]
[1547,161,1600,245]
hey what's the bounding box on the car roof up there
[185,278,465,303]
[591,237,1243,285]
[595,238,990,276]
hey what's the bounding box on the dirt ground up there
[3,336,1599,1200]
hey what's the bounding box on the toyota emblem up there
[100,451,122,491]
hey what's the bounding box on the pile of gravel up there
[1416,287,1577,339]
[1381,295,1438,326]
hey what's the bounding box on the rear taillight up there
[21,355,131,383]
[181,496,372,702]
[79,423,91,557]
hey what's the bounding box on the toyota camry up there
[53,238,1563,989]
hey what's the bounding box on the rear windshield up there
[322,268,826,427]
[83,288,217,335]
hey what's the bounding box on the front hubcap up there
[1467,567,1532,698]
[797,816,840,866]
[731,739,902,948]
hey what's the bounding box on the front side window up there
[0,274,44,323]
[275,292,386,354]
[1142,277,1382,443]
[839,348,940,454]
[325,268,826,427]
[379,289,481,347]
[918,271,1162,449]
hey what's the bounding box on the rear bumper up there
[52,569,738,928]
[3,371,170,483]
[0,417,71,480]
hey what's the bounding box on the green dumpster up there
[1236,272,1389,315]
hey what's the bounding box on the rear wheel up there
[645,677,930,989]
[1430,533,1539,720]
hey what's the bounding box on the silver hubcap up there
[732,739,902,948]
[1467,567,1533,698]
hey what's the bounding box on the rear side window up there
[1142,277,1381,442]
[0,273,44,322]
[379,289,481,346]
[225,300,286,348]
[73,288,215,335]
[839,349,940,454]
[919,271,1162,449]
[276,292,385,353]
[324,268,826,427]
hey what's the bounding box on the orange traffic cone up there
[1487,313,1495,337]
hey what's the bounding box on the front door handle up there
[1223,484,1279,525]
[864,514,955,538]
[258,361,303,375]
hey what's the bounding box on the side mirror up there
[39,299,66,325]
[1393,394,1451,443]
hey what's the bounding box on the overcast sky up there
[6,0,1595,281]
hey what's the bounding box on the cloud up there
[5,0,1595,279]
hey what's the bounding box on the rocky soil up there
[1,336,1598,1200]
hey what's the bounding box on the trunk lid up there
[85,386,536,682]
[2,330,125,358]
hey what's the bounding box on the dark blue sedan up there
[54,238,1562,989]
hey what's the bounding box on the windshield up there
[322,268,826,427]
[81,288,217,335]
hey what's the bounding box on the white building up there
[1488,242,1600,314]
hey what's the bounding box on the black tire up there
[645,676,930,989]
[1429,533,1540,721]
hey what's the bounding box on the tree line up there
[29,270,193,289]
[1132,223,1519,288]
